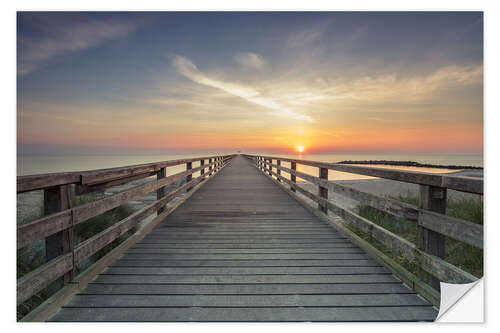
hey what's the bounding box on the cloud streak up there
[322,65,483,105]
[18,18,137,75]
[234,52,266,70]
[171,55,313,122]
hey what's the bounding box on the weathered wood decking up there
[50,156,437,321]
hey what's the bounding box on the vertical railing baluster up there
[186,161,193,191]
[209,158,213,176]
[418,185,447,291]
[277,160,281,182]
[267,159,272,176]
[291,161,297,192]
[157,167,167,215]
[319,167,328,213]
[200,159,205,178]
[44,184,73,296]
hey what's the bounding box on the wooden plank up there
[50,306,437,322]
[111,259,381,267]
[125,248,364,254]
[132,243,355,249]
[93,274,397,284]
[291,161,297,193]
[319,166,328,213]
[328,181,419,222]
[75,171,157,195]
[418,210,483,248]
[103,266,387,275]
[186,161,193,191]
[418,185,446,290]
[17,172,80,193]
[119,253,369,260]
[156,167,167,215]
[17,253,73,305]
[17,210,72,249]
[64,293,427,308]
[140,237,347,243]
[80,282,415,295]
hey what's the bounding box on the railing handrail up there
[17,154,236,306]
[244,154,483,306]
[244,154,483,195]
[17,155,234,193]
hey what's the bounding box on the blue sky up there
[17,12,483,154]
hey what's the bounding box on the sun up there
[297,145,304,153]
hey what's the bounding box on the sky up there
[17,12,483,155]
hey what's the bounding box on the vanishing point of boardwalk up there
[49,156,437,321]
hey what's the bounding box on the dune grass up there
[351,195,483,279]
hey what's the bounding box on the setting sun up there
[297,145,304,153]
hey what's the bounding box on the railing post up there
[156,167,167,215]
[267,159,272,176]
[186,161,193,191]
[318,167,328,213]
[44,184,73,296]
[209,158,213,176]
[418,185,447,291]
[277,160,281,182]
[291,161,297,192]
[200,159,205,177]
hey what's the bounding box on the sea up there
[17,152,483,181]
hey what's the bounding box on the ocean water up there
[17,152,483,181]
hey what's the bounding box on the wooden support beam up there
[156,167,166,215]
[186,162,193,191]
[44,184,73,295]
[318,167,328,213]
[291,161,297,193]
[418,185,447,291]
[200,160,205,176]
[277,160,281,182]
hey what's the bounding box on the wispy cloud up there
[287,20,333,48]
[323,65,483,105]
[234,52,266,70]
[171,55,313,122]
[18,18,137,75]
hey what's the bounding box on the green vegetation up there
[350,195,483,278]
[72,193,136,265]
[17,191,136,320]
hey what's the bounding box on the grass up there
[72,193,136,264]
[17,191,137,320]
[352,194,483,278]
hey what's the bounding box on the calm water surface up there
[17,153,483,181]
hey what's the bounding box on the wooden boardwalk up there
[50,156,437,322]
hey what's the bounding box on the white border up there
[3,1,498,331]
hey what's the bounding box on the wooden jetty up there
[17,154,483,322]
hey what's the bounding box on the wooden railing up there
[17,154,235,306]
[244,154,483,304]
